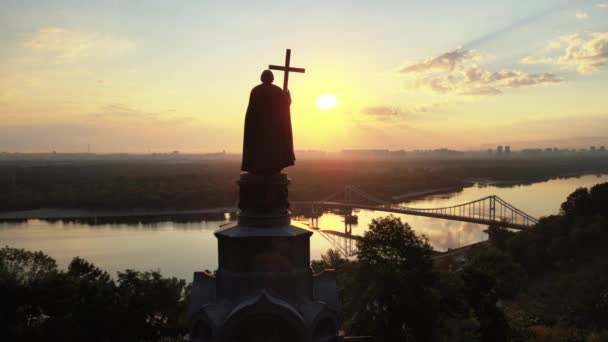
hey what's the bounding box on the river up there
[1,174,606,280]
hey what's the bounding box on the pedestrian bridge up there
[293,185,539,230]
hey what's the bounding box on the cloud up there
[361,104,439,121]
[597,3,608,8]
[362,106,408,119]
[89,104,193,124]
[90,104,162,119]
[575,10,589,19]
[398,48,560,96]
[398,49,478,73]
[21,27,132,63]
[522,32,608,74]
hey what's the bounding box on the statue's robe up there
[241,83,295,173]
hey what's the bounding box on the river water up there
[1,174,606,280]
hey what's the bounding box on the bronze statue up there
[241,70,295,174]
[241,49,305,174]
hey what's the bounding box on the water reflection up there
[400,174,608,218]
[294,174,608,252]
[0,174,606,280]
[0,218,336,281]
[294,208,488,252]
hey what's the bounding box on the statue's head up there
[261,70,274,84]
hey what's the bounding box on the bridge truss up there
[298,185,539,230]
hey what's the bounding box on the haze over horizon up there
[1,0,608,153]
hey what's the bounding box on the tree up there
[487,223,515,251]
[560,187,591,217]
[0,246,59,341]
[0,247,190,341]
[0,246,57,284]
[357,216,434,275]
[311,249,349,274]
[116,270,189,341]
[51,257,119,341]
[590,182,608,217]
[346,216,440,342]
[462,246,522,342]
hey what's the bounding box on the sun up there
[316,94,338,110]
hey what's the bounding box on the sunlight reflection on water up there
[1,174,606,280]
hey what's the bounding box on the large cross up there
[269,49,305,91]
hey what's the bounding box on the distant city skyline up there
[1,0,608,152]
[1,142,606,156]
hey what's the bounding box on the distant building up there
[590,146,596,153]
[522,149,543,156]
[505,146,511,155]
[341,149,391,158]
[497,145,503,155]
[411,149,464,158]
[600,146,606,152]
[487,148,493,155]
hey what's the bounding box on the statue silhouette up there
[241,70,295,174]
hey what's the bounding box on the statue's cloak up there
[241,83,295,173]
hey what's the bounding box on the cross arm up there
[268,65,306,73]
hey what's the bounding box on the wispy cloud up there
[398,49,479,73]
[575,10,589,19]
[597,3,608,8]
[21,27,132,63]
[362,106,407,119]
[398,48,561,96]
[463,4,567,49]
[90,104,163,120]
[361,105,435,121]
[89,104,194,124]
[522,32,608,74]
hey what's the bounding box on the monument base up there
[189,173,340,342]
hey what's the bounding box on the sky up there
[1,0,608,153]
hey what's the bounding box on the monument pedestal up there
[189,173,340,342]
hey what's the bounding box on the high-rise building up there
[505,146,511,155]
[497,145,503,155]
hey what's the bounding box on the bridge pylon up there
[489,195,496,222]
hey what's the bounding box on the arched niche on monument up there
[221,291,307,342]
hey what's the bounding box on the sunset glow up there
[316,94,338,110]
[0,1,607,152]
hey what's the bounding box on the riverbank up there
[464,168,608,186]
[391,186,464,202]
[4,170,607,222]
[393,169,608,205]
[2,158,607,212]
[0,206,237,222]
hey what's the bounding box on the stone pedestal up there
[189,173,340,342]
